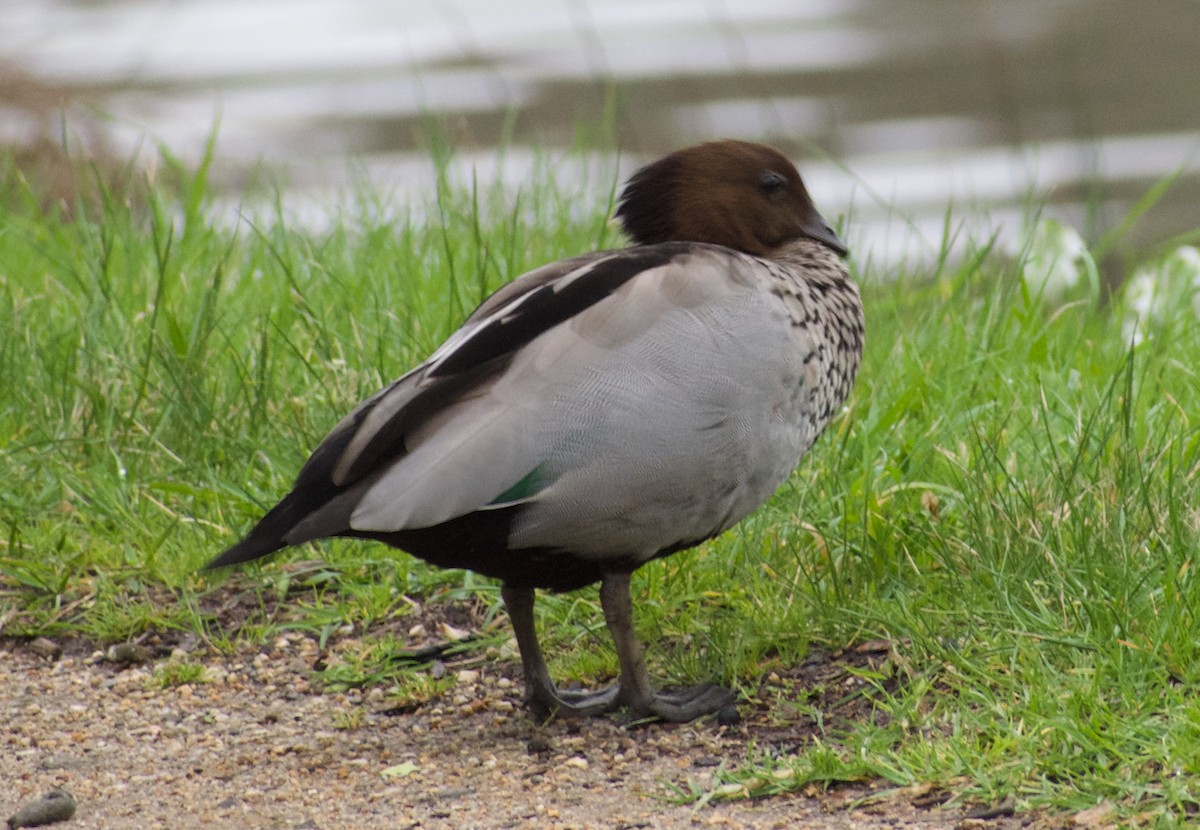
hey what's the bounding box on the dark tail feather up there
[204,491,312,570]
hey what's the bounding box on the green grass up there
[3,143,1200,825]
[151,658,208,688]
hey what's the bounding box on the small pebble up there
[527,734,552,754]
[7,788,76,828]
[439,622,470,642]
[27,638,62,661]
[716,704,741,727]
[107,643,153,666]
[38,756,85,771]
[434,787,474,800]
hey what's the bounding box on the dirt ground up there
[2,590,1040,830]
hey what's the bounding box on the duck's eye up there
[758,170,787,195]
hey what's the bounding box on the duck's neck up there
[770,239,852,285]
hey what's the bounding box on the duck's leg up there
[501,584,619,720]
[600,571,736,722]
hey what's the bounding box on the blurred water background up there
[4,0,1199,268]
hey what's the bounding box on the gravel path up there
[2,637,1024,830]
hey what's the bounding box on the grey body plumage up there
[206,140,864,722]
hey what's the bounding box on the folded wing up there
[209,242,816,570]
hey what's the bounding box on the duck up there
[205,140,865,723]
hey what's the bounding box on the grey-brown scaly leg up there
[501,584,618,720]
[599,571,736,722]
